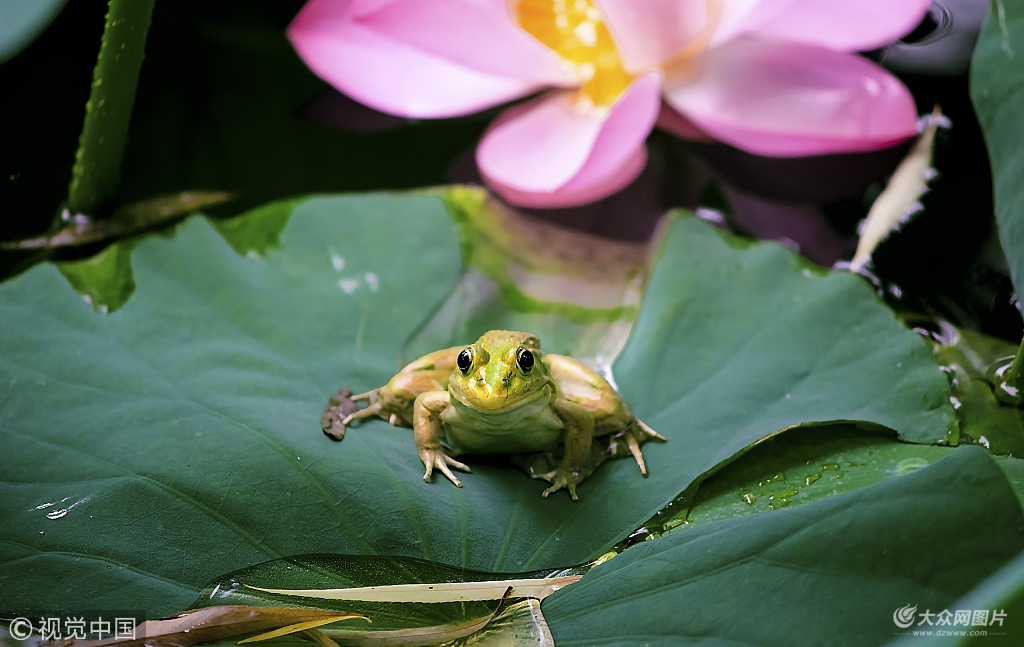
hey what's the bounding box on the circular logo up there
[893,604,918,629]
[9,618,34,640]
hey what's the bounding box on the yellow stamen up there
[514,0,634,107]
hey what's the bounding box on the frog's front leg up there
[535,398,594,501]
[413,391,471,487]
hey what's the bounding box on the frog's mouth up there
[450,381,551,413]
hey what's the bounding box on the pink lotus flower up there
[288,0,928,207]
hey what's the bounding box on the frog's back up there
[543,354,633,435]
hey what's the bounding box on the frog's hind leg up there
[342,400,385,426]
[637,420,667,441]
[624,420,667,477]
[346,399,405,429]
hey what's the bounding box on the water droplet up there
[365,272,380,292]
[46,497,89,520]
[979,436,990,449]
[740,490,756,506]
[896,458,929,475]
[821,463,843,479]
[805,473,821,486]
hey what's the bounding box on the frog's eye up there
[457,348,473,375]
[517,348,534,373]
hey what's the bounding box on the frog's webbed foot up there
[419,448,471,488]
[321,387,363,441]
[623,420,667,477]
[321,387,392,441]
[533,467,581,501]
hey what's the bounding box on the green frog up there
[322,330,664,500]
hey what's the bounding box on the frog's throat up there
[448,380,553,414]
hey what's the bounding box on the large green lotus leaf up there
[668,424,958,531]
[0,192,953,618]
[544,447,1024,647]
[887,548,1024,646]
[614,215,954,503]
[971,0,1024,300]
[995,456,1024,511]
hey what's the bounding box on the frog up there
[321,330,665,500]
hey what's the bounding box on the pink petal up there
[728,0,931,51]
[709,0,766,47]
[353,0,567,82]
[656,102,715,142]
[288,0,551,118]
[349,0,402,15]
[486,146,648,208]
[663,38,918,157]
[477,73,661,206]
[595,0,714,72]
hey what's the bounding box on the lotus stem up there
[66,0,156,216]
